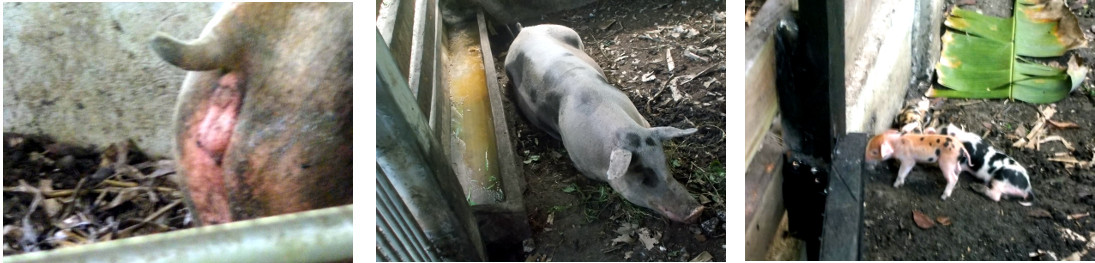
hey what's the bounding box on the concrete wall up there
[843,0,945,133]
[4,3,218,158]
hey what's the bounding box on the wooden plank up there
[378,0,416,82]
[409,0,437,113]
[744,133,786,260]
[429,0,451,161]
[744,0,790,167]
[820,133,866,260]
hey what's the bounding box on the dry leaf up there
[1040,135,1076,151]
[615,223,637,235]
[690,251,713,262]
[638,228,659,250]
[1029,208,1053,218]
[100,188,140,210]
[936,216,952,226]
[611,233,634,246]
[913,210,935,229]
[1047,119,1080,129]
[42,199,62,217]
[1068,212,1090,220]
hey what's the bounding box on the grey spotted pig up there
[505,25,703,223]
[933,124,1035,205]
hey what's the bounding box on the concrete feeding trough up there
[440,11,531,260]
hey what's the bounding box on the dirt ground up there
[863,0,1095,260]
[488,0,726,261]
[2,133,191,255]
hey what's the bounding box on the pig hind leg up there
[893,160,915,187]
[940,165,960,200]
[969,183,1003,201]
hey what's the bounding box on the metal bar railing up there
[3,205,352,263]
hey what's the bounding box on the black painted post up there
[774,0,844,260]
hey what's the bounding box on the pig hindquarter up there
[152,3,352,225]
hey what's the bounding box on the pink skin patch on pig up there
[196,72,242,162]
[182,71,243,224]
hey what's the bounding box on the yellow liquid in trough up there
[444,27,503,205]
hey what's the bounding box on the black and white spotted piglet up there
[930,124,1035,206]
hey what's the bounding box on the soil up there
[2,133,191,255]
[487,0,726,261]
[864,0,1095,260]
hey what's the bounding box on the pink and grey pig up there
[151,3,352,225]
[505,25,703,223]
[933,124,1035,205]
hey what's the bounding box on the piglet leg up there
[969,183,1002,201]
[893,159,916,187]
[941,167,959,200]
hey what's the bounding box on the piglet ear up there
[607,148,632,180]
[880,141,894,159]
[651,127,697,140]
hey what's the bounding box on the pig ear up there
[650,127,697,140]
[880,141,894,159]
[606,148,632,180]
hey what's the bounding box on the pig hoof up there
[941,194,950,200]
[893,181,904,188]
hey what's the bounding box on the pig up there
[150,3,352,225]
[504,24,703,223]
[866,129,971,200]
[931,124,1035,205]
[895,98,933,133]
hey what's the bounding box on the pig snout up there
[659,203,704,223]
[151,3,352,225]
[636,178,704,223]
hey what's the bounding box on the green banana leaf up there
[928,0,1089,104]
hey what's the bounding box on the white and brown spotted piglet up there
[931,124,1035,206]
[866,129,971,200]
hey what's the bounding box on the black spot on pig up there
[995,169,1029,189]
[935,149,941,157]
[626,133,641,148]
[944,141,950,147]
[637,166,659,187]
[540,91,562,125]
[936,138,941,143]
[575,91,598,115]
[920,137,924,141]
[927,157,935,162]
[645,137,656,146]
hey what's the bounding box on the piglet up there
[931,124,1035,206]
[866,130,971,200]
